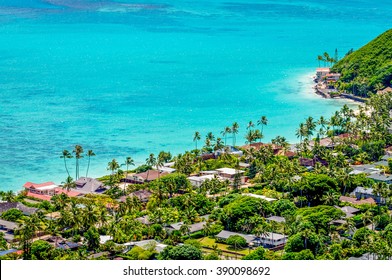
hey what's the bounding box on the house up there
[188,174,219,188]
[0,202,38,216]
[366,173,392,184]
[168,221,206,234]
[75,177,106,194]
[56,241,81,250]
[125,170,168,184]
[315,68,330,82]
[242,143,283,155]
[215,146,243,157]
[352,187,386,204]
[350,164,381,175]
[339,196,376,206]
[119,190,152,203]
[325,73,341,83]
[215,230,287,248]
[124,239,167,253]
[215,230,256,245]
[334,205,360,218]
[23,181,81,201]
[242,193,276,202]
[216,168,246,184]
[0,219,18,242]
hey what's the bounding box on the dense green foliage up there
[332,29,392,96]
[158,244,203,260]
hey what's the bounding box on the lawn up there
[197,237,252,256]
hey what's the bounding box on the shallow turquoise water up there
[1,0,391,191]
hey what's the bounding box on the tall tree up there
[257,116,268,134]
[60,150,73,178]
[73,145,84,180]
[146,153,157,182]
[231,122,239,146]
[221,126,232,146]
[85,150,96,178]
[107,159,120,187]
[193,131,201,150]
[124,156,135,180]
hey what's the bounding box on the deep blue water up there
[1,0,391,191]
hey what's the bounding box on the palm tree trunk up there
[64,158,70,177]
[86,156,91,177]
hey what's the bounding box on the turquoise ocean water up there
[1,0,391,191]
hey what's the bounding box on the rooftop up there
[23,181,57,190]
[169,221,206,233]
[242,193,276,202]
[0,219,18,230]
[339,196,376,205]
[216,168,245,175]
[0,202,39,215]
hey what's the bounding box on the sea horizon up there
[1,0,391,192]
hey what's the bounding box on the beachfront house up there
[23,181,82,201]
[75,177,106,194]
[125,170,168,184]
[315,68,330,82]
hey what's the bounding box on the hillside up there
[332,29,392,96]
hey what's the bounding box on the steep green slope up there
[332,29,392,96]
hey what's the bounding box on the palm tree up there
[245,130,255,144]
[323,52,330,67]
[253,222,270,247]
[62,176,76,192]
[247,120,255,130]
[72,145,84,180]
[107,159,120,187]
[305,116,316,137]
[180,223,191,238]
[231,122,239,146]
[1,190,16,202]
[221,126,232,146]
[193,131,201,150]
[317,55,324,67]
[124,156,135,180]
[361,210,373,229]
[85,150,96,177]
[254,129,263,143]
[145,153,156,182]
[257,116,268,134]
[60,150,73,177]
[156,152,166,179]
[214,138,224,151]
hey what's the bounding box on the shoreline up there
[312,83,366,104]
